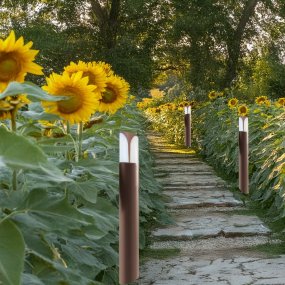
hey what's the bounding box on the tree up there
[0,0,171,91]
[223,0,259,88]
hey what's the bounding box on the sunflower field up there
[0,31,169,284]
[139,89,285,230]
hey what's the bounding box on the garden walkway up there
[139,132,285,285]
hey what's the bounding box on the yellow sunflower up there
[98,75,130,114]
[255,96,268,105]
[42,71,101,124]
[0,95,30,120]
[95,61,114,77]
[0,99,13,120]
[0,30,43,90]
[277,97,285,107]
[64,61,107,94]
[155,107,161,113]
[208,91,217,100]
[150,88,164,99]
[228,98,238,109]
[237,104,249,117]
[264,99,271,107]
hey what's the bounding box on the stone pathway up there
[139,133,285,285]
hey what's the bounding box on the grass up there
[141,248,180,261]
[249,241,285,257]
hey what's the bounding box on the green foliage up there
[0,220,25,285]
[0,103,168,284]
[0,82,67,102]
[0,126,70,181]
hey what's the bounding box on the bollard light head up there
[239,116,248,132]
[184,106,191,114]
[119,132,139,164]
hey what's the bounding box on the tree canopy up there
[1,0,285,97]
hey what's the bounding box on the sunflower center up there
[83,71,96,85]
[101,87,117,103]
[0,54,21,82]
[240,107,246,113]
[58,90,82,114]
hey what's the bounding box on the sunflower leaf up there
[0,220,25,285]
[0,81,67,102]
[0,127,71,182]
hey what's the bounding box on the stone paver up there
[140,254,285,285]
[139,132,284,285]
[165,189,242,208]
[152,214,270,240]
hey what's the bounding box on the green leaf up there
[0,220,25,285]
[0,127,71,182]
[16,189,93,232]
[22,274,45,285]
[20,110,60,121]
[0,82,66,102]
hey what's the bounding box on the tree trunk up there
[90,0,121,50]
[223,0,259,88]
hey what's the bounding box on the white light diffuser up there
[184,106,191,114]
[239,117,248,132]
[119,133,129,163]
[130,136,139,164]
[119,132,139,163]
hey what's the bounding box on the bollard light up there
[119,132,139,285]
[238,117,249,194]
[184,106,191,115]
[184,106,191,147]
[239,116,248,132]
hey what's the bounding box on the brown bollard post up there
[238,117,249,194]
[119,132,139,284]
[184,106,191,147]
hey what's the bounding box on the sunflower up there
[237,104,249,117]
[0,30,43,90]
[208,91,217,100]
[98,75,129,114]
[95,61,114,77]
[42,71,101,124]
[264,99,271,107]
[0,95,30,120]
[277,97,285,107]
[255,96,268,105]
[155,107,161,113]
[65,61,107,93]
[228,98,238,109]
[150,88,164,99]
[0,99,13,120]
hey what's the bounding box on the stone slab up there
[153,153,197,159]
[152,214,270,240]
[139,254,285,285]
[163,185,231,191]
[160,180,227,188]
[151,236,277,252]
[154,167,214,174]
[157,173,225,184]
[155,158,205,165]
[153,164,213,173]
[165,189,242,208]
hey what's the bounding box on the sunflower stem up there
[76,122,83,162]
[10,107,17,132]
[10,107,18,191]
[64,121,71,160]
[66,121,70,135]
